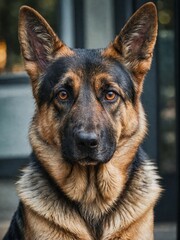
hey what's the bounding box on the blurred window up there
[158,0,176,174]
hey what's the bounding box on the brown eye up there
[105,91,116,101]
[58,90,68,100]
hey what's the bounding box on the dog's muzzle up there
[61,127,116,165]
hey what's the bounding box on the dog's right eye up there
[58,90,69,101]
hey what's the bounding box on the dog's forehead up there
[59,48,107,75]
[47,48,131,84]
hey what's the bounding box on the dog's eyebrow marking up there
[54,71,81,97]
[93,73,116,85]
[93,73,126,98]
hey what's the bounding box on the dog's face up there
[40,50,135,165]
[19,3,157,166]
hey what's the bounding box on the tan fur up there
[107,208,154,240]
[15,2,162,240]
[17,157,161,240]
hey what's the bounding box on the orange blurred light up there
[0,40,7,72]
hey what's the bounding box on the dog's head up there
[19,3,157,166]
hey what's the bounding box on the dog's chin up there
[78,158,98,166]
[67,156,112,166]
[77,157,103,166]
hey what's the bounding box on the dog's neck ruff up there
[17,155,161,239]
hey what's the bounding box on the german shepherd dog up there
[4,2,161,240]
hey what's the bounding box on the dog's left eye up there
[58,90,69,101]
[104,91,117,101]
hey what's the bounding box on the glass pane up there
[158,0,176,173]
[0,84,34,158]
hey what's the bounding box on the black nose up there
[76,131,98,149]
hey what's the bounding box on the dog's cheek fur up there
[120,102,141,138]
[110,100,139,145]
[107,99,147,183]
[32,104,61,147]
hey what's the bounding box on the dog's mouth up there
[70,151,115,166]
[77,157,101,166]
[62,143,116,166]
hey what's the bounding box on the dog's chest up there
[24,204,120,240]
[24,206,154,240]
[17,161,161,240]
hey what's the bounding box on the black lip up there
[74,155,113,166]
[61,139,116,166]
[78,158,99,166]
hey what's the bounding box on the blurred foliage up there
[157,0,176,173]
[0,0,58,72]
[157,0,174,30]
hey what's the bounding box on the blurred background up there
[0,0,178,239]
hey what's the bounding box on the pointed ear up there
[103,3,158,95]
[18,6,73,97]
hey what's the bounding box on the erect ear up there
[18,6,73,98]
[103,2,158,96]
